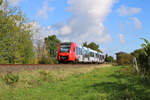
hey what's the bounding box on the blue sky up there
[8,0,150,56]
[103,0,150,55]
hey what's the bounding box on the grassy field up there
[0,65,150,100]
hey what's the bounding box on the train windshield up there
[60,43,71,53]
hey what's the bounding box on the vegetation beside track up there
[0,65,150,100]
[0,64,110,73]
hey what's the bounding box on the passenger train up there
[57,42,105,63]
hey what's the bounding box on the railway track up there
[0,64,106,73]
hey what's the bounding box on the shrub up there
[2,73,19,85]
[116,53,134,65]
[38,56,54,64]
[105,55,115,63]
[131,39,150,74]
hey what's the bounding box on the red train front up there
[57,42,76,63]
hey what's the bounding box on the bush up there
[131,38,150,75]
[2,73,19,85]
[38,56,54,64]
[117,53,134,65]
[141,38,150,73]
[105,55,115,63]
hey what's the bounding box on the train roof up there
[82,46,88,50]
[60,42,72,45]
[88,48,97,53]
[60,42,78,45]
[76,45,82,48]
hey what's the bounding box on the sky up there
[5,0,150,56]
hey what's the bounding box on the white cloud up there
[131,17,142,30]
[7,0,19,6]
[60,25,72,35]
[26,21,59,47]
[119,34,125,44]
[0,0,19,9]
[117,5,141,16]
[37,0,54,20]
[0,0,28,9]
[52,0,117,43]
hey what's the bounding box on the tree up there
[0,0,2,5]
[44,35,60,63]
[131,49,146,65]
[83,42,102,53]
[141,38,150,57]
[105,54,114,63]
[83,42,88,47]
[0,1,35,64]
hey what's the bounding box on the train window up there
[90,52,94,57]
[100,55,102,59]
[78,48,81,55]
[97,54,99,57]
[73,47,75,52]
[96,54,98,57]
[76,47,80,55]
[80,48,82,55]
[60,44,71,53]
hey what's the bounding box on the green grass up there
[0,66,150,100]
